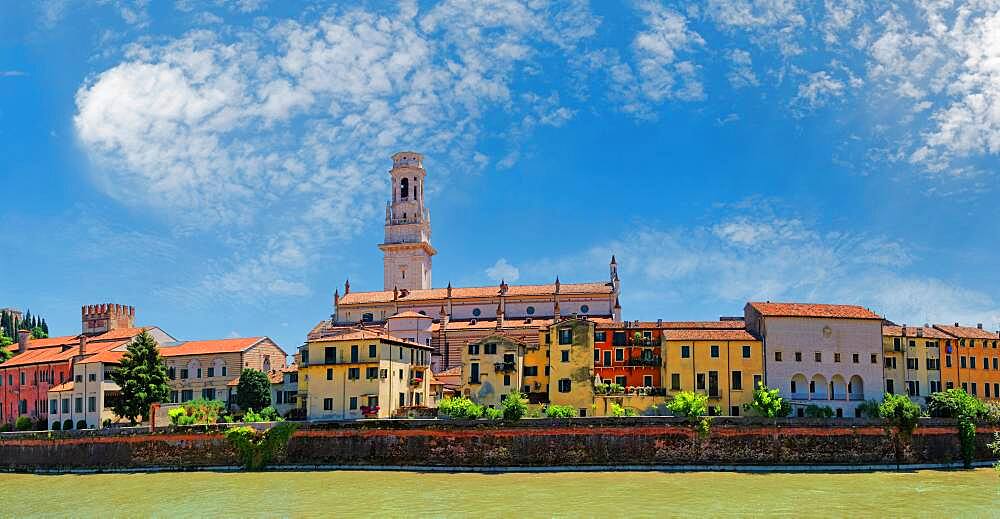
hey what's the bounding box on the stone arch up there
[830,374,847,400]
[810,374,828,400]
[400,177,409,198]
[849,375,864,400]
[213,358,226,378]
[791,373,808,397]
[187,359,201,378]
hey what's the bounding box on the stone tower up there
[81,304,135,336]
[378,151,435,291]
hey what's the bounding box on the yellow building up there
[303,328,432,420]
[662,328,763,416]
[540,316,596,416]
[882,324,946,404]
[160,337,287,408]
[460,333,525,408]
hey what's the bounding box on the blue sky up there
[2,0,1000,351]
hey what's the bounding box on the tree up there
[30,326,47,339]
[500,390,527,420]
[235,368,272,411]
[878,393,922,437]
[110,331,171,424]
[745,381,791,418]
[0,330,13,362]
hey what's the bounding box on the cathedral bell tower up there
[378,151,436,291]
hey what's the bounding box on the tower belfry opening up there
[378,152,436,291]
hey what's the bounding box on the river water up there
[3,469,998,517]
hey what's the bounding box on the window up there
[369,344,377,357]
[946,355,952,368]
[814,352,822,362]
[88,373,96,382]
[671,373,681,390]
[181,390,193,402]
[970,356,978,369]
[348,367,360,380]
[971,383,978,396]
[594,331,605,342]
[612,332,627,346]
[742,345,751,358]
[906,358,918,370]
[615,376,626,386]
[326,368,333,381]
[893,337,901,350]
[207,367,215,378]
[361,313,374,323]
[615,349,624,362]
[732,371,743,390]
[75,374,82,383]
[470,363,480,384]
[366,367,378,379]
[906,381,919,396]
[681,346,691,359]
[468,344,480,355]
[222,366,227,377]
[853,353,859,364]
[351,345,359,363]
[710,345,719,358]
[484,343,497,355]
[594,349,600,362]
[731,406,740,417]
[795,352,802,362]
[961,356,968,369]
[834,353,841,363]
[885,357,897,369]
[62,399,69,413]
[984,357,989,370]
[472,308,482,317]
[196,368,202,379]
[527,306,536,315]
[325,347,337,364]
[169,391,178,403]
[809,380,816,394]
[643,375,653,386]
[774,351,782,362]
[871,354,878,364]
[561,350,569,362]
[202,388,215,400]
[323,398,333,411]
[753,374,762,388]
[558,379,571,393]
[50,399,58,414]
[580,305,589,313]
[558,328,573,345]
[886,379,894,395]
[523,366,538,376]
[349,397,358,410]
[994,358,999,370]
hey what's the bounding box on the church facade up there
[309,151,622,370]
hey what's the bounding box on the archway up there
[810,374,828,400]
[849,375,864,401]
[830,375,847,400]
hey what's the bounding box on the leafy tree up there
[609,402,637,417]
[0,330,13,362]
[927,389,985,468]
[30,326,47,339]
[14,416,32,431]
[878,394,922,436]
[745,381,791,418]
[438,397,483,419]
[500,391,527,420]
[857,399,882,419]
[667,391,708,418]
[110,331,171,424]
[235,368,272,411]
[544,404,576,418]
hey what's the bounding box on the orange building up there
[593,322,664,389]
[935,323,1000,400]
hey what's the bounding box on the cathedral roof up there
[338,281,614,306]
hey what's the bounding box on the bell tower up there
[378,151,436,291]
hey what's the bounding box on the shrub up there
[857,399,882,419]
[169,399,226,426]
[804,405,834,418]
[14,416,32,431]
[981,400,1000,425]
[0,422,10,433]
[608,383,624,394]
[225,422,299,471]
[242,407,284,423]
[51,421,61,431]
[76,420,88,430]
[928,389,984,468]
[879,393,922,437]
[500,391,527,420]
[483,407,504,420]
[745,381,791,418]
[235,368,272,411]
[667,391,708,419]
[609,402,637,417]
[989,432,1000,474]
[102,418,112,429]
[545,405,576,418]
[438,397,483,420]
[62,419,73,431]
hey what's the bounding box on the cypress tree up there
[110,331,171,424]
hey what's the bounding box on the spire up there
[499,278,508,295]
[344,279,351,295]
[393,286,399,301]
[611,254,617,265]
[610,254,619,282]
[554,276,561,294]
[334,289,339,305]
[447,281,453,298]
[614,297,621,309]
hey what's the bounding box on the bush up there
[609,402,637,417]
[0,422,10,432]
[983,401,1000,425]
[169,399,226,426]
[76,420,88,430]
[500,391,527,420]
[102,418,112,429]
[545,404,576,418]
[667,391,708,419]
[225,422,299,471]
[745,382,791,418]
[804,405,834,418]
[857,399,882,419]
[51,421,61,431]
[927,389,984,418]
[438,397,483,420]
[878,393,922,436]
[483,407,504,420]
[14,416,32,431]
[242,407,284,423]
[63,419,73,431]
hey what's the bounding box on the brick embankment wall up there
[0,418,996,471]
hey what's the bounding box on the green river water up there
[3,469,998,517]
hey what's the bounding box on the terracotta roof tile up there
[307,328,433,350]
[882,326,952,339]
[1,340,127,368]
[9,326,155,353]
[662,329,760,341]
[49,381,74,392]
[268,364,298,384]
[932,324,999,340]
[748,302,881,320]
[78,349,126,365]
[158,337,273,357]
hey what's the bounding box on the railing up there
[789,392,809,400]
[630,338,661,347]
[849,394,865,401]
[493,361,516,373]
[626,356,662,367]
[408,378,423,387]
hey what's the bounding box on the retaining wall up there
[0,417,997,472]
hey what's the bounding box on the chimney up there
[977,323,983,329]
[656,318,663,328]
[79,335,87,357]
[954,322,960,327]
[16,329,30,352]
[901,324,907,336]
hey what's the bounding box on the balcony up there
[493,361,516,373]
[409,377,424,387]
[626,355,662,367]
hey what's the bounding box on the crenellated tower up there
[378,152,435,291]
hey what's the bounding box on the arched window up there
[400,178,409,198]
[580,305,590,314]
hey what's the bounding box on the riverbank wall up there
[1,417,997,472]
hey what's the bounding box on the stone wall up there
[0,418,997,472]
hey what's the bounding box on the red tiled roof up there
[662,329,760,341]
[388,311,433,319]
[932,324,999,340]
[9,326,155,353]
[747,302,881,320]
[882,325,952,339]
[158,337,271,357]
[307,328,433,350]
[432,366,462,388]
[49,381,74,392]
[78,349,126,364]
[338,281,613,305]
[268,364,298,384]
[0,340,128,368]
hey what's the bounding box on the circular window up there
[580,305,590,314]
[418,310,427,316]
[472,308,481,317]
[526,306,535,315]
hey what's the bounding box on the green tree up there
[667,391,711,437]
[544,404,576,418]
[928,389,985,468]
[110,331,171,424]
[0,330,13,362]
[879,393,922,437]
[745,381,791,417]
[500,390,527,420]
[235,368,272,411]
[438,396,483,419]
[30,326,47,339]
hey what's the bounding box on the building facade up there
[160,337,287,408]
[542,317,597,416]
[881,324,947,404]
[746,302,884,417]
[935,323,1000,400]
[594,321,664,389]
[662,327,764,417]
[460,333,525,408]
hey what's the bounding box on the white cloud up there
[0,70,27,77]
[725,49,757,88]
[790,70,845,112]
[485,258,520,283]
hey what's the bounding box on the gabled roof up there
[932,324,998,340]
[662,329,760,341]
[158,337,278,357]
[269,364,298,384]
[307,328,432,350]
[0,340,128,368]
[882,325,952,339]
[78,349,126,365]
[469,332,527,346]
[49,381,74,392]
[9,326,162,354]
[338,281,613,305]
[747,302,881,320]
